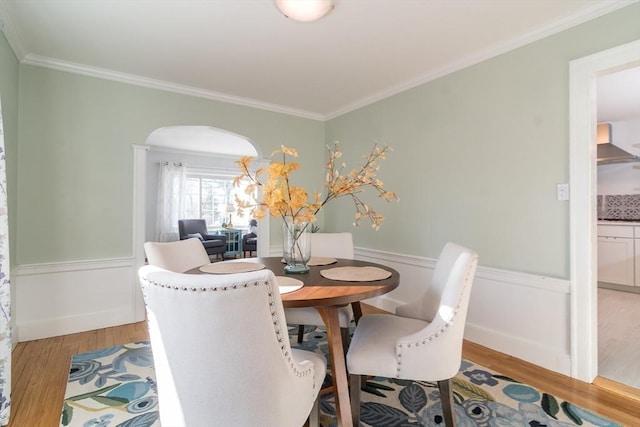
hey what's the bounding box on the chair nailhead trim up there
[142,275,318,386]
[395,255,478,376]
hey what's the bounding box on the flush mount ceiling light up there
[274,0,335,22]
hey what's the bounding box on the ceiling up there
[1,0,637,120]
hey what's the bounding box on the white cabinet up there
[597,224,635,287]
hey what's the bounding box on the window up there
[184,171,253,229]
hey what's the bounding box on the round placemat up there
[199,262,265,274]
[276,276,304,294]
[319,266,392,282]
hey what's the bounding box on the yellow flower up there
[234,142,399,228]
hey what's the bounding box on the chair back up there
[138,266,323,426]
[395,242,478,379]
[178,219,207,239]
[310,232,354,259]
[144,238,210,273]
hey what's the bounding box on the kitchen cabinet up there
[597,224,635,287]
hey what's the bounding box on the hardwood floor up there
[598,287,640,389]
[8,313,640,426]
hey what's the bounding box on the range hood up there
[596,123,640,165]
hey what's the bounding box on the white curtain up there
[0,96,11,425]
[155,161,186,242]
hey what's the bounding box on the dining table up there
[257,256,400,427]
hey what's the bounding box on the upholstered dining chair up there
[144,238,211,273]
[284,232,355,344]
[138,266,326,427]
[346,242,478,427]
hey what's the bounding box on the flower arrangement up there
[233,141,399,228]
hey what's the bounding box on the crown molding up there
[0,7,26,60]
[325,0,639,120]
[6,0,637,122]
[20,53,326,122]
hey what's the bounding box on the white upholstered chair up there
[143,238,210,273]
[138,265,326,427]
[284,232,355,343]
[346,242,478,427]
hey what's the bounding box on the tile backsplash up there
[597,194,640,220]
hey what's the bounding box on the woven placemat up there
[275,276,304,294]
[319,266,392,282]
[199,262,265,274]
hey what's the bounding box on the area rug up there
[60,326,621,427]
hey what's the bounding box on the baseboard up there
[12,248,574,377]
[14,257,144,342]
[355,246,573,376]
[17,308,136,342]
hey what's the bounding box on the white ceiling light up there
[274,0,335,22]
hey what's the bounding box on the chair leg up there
[340,327,351,355]
[297,324,305,343]
[437,378,456,427]
[308,392,320,427]
[350,374,361,426]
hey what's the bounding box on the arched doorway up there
[132,125,270,273]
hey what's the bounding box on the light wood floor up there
[8,309,640,427]
[598,287,640,389]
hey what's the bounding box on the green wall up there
[6,3,640,276]
[17,66,324,264]
[0,32,19,269]
[324,3,640,278]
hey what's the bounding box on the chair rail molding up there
[14,257,139,341]
[355,247,572,376]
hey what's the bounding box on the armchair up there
[138,266,326,426]
[178,219,227,260]
[346,242,478,427]
[242,219,258,257]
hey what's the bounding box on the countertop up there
[598,220,640,226]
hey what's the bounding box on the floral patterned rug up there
[60,326,620,427]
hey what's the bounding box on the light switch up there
[557,183,570,201]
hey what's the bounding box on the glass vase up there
[283,218,311,274]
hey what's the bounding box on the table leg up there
[316,306,353,427]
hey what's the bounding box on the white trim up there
[6,1,634,121]
[0,5,27,60]
[325,1,638,119]
[132,144,149,322]
[569,40,640,382]
[355,247,572,374]
[355,247,570,294]
[18,308,135,342]
[20,54,324,121]
[14,257,139,341]
[12,247,573,374]
[14,257,134,276]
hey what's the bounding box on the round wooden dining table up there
[258,257,400,427]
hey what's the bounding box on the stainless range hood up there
[597,123,640,165]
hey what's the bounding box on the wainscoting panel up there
[355,247,573,376]
[16,247,573,376]
[14,258,145,342]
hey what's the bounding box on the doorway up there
[132,125,271,274]
[569,40,640,384]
